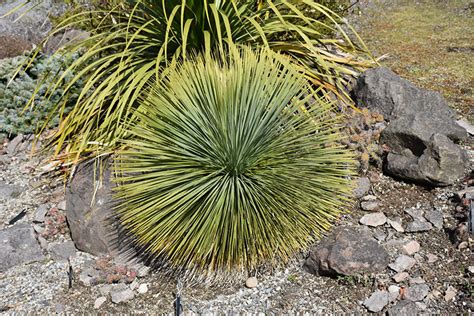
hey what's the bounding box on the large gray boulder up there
[353,67,468,186]
[65,160,117,256]
[304,227,389,276]
[0,224,45,272]
[0,0,66,45]
[385,133,468,186]
[353,67,462,124]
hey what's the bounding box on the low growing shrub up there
[0,53,82,138]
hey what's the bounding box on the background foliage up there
[24,0,373,163]
[0,53,82,139]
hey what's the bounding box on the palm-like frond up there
[24,0,374,162]
[114,48,355,275]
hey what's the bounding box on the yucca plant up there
[114,47,355,276]
[18,0,374,163]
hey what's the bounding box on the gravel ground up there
[0,136,472,314]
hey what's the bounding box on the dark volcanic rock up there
[0,224,45,272]
[353,67,465,129]
[384,134,468,186]
[304,227,389,276]
[353,67,468,186]
[66,160,116,256]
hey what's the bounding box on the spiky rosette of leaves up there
[114,48,355,276]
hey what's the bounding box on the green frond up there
[22,0,374,162]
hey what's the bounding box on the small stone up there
[363,290,390,312]
[354,177,371,198]
[138,283,148,294]
[387,300,418,316]
[245,277,258,288]
[373,230,387,241]
[94,297,107,309]
[57,200,66,210]
[456,119,474,135]
[33,204,49,223]
[468,266,474,274]
[361,201,380,211]
[415,302,427,311]
[406,220,432,233]
[388,285,400,301]
[405,208,424,220]
[360,212,386,227]
[393,272,409,283]
[404,284,430,301]
[55,304,65,314]
[424,210,443,229]
[388,218,405,232]
[99,284,113,296]
[458,241,468,250]
[111,288,135,304]
[402,241,420,255]
[37,236,48,250]
[0,224,45,272]
[444,286,457,301]
[409,277,425,284]
[413,253,423,261]
[6,134,24,155]
[33,224,45,234]
[129,280,139,290]
[389,255,417,273]
[426,253,438,263]
[431,289,442,299]
[49,241,77,261]
[362,194,378,201]
[79,271,94,287]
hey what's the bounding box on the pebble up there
[111,288,135,304]
[49,241,77,261]
[388,218,404,232]
[94,296,107,309]
[426,253,438,263]
[354,177,371,198]
[363,290,390,312]
[405,220,432,233]
[138,283,148,294]
[387,300,418,316]
[402,240,420,255]
[409,277,425,285]
[360,201,379,211]
[415,302,427,311]
[468,266,474,274]
[444,286,457,301]
[33,204,49,223]
[54,303,65,314]
[389,255,416,272]
[37,236,48,250]
[388,285,400,301]
[245,277,258,289]
[424,210,443,229]
[362,194,378,201]
[405,208,425,220]
[393,272,409,283]
[57,200,67,210]
[404,284,430,301]
[458,241,468,250]
[79,270,95,287]
[359,212,386,227]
